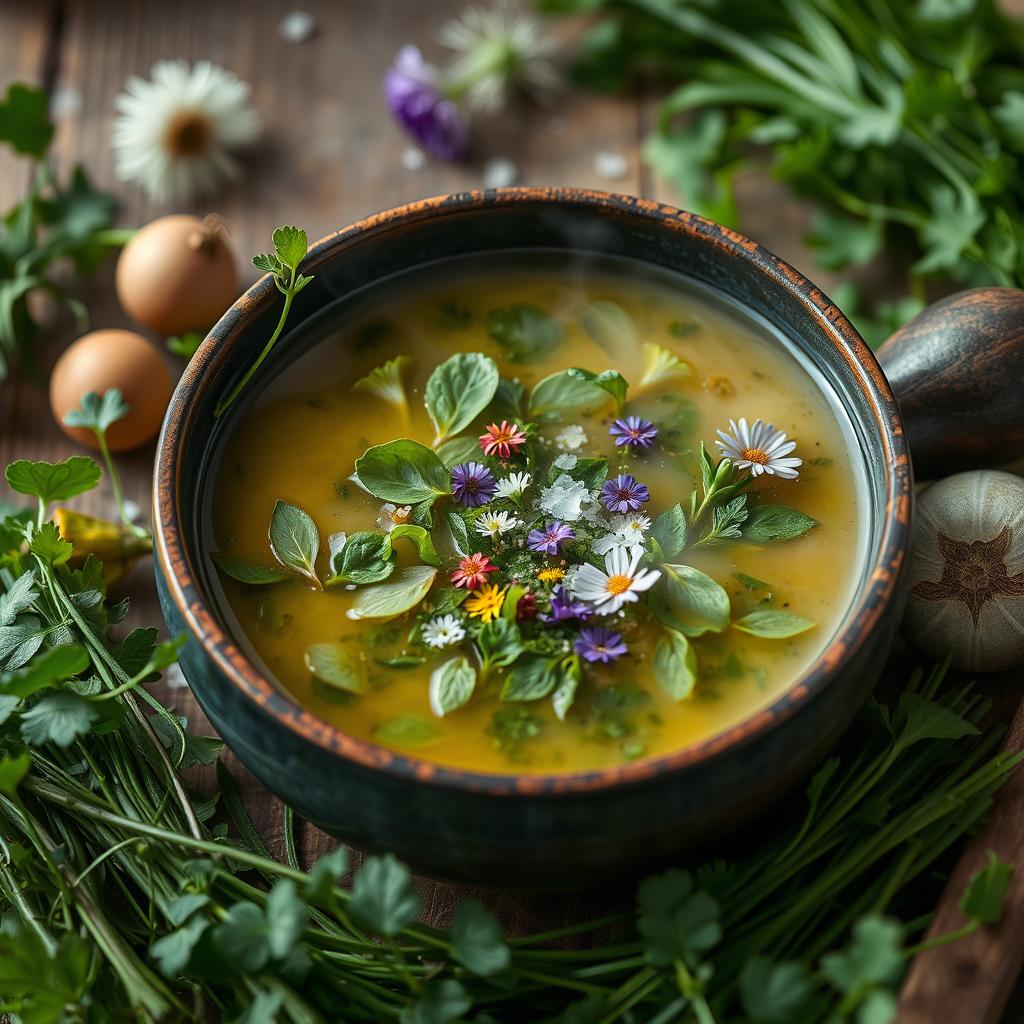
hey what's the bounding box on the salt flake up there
[539,474,590,523]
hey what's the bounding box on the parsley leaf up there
[349,854,421,936]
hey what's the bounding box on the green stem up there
[215,270,297,417]
[95,429,145,536]
[91,227,136,247]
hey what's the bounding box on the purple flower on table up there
[451,462,497,507]
[540,585,591,624]
[609,416,658,449]
[527,520,575,555]
[384,46,468,161]
[600,473,650,513]
[575,626,628,664]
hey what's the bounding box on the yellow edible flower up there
[464,584,508,623]
[537,567,565,583]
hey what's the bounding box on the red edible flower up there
[450,552,499,590]
[515,592,538,623]
[479,420,527,459]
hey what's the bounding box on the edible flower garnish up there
[465,583,508,622]
[715,418,802,479]
[494,471,531,499]
[475,510,521,538]
[384,46,468,160]
[377,502,412,533]
[554,424,587,450]
[450,552,499,589]
[575,626,628,664]
[593,512,651,556]
[451,461,498,507]
[422,614,466,648]
[515,592,538,622]
[537,567,566,584]
[573,545,662,613]
[609,416,658,449]
[527,520,575,555]
[540,585,591,623]
[600,473,650,513]
[479,420,528,459]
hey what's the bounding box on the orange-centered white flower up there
[714,418,802,479]
[572,546,662,615]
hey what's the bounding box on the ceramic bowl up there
[154,189,911,888]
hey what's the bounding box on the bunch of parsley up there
[543,0,1024,344]
[0,82,123,378]
[0,455,1018,1023]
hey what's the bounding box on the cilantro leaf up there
[914,185,986,274]
[20,691,98,747]
[349,853,420,936]
[400,980,471,1024]
[5,457,101,507]
[740,956,816,1023]
[637,870,721,967]
[272,225,308,270]
[820,915,903,993]
[960,850,1013,926]
[806,210,884,270]
[265,880,307,959]
[304,847,349,905]
[0,643,89,698]
[63,388,131,434]
[0,83,54,157]
[29,521,73,566]
[451,899,511,977]
[151,915,209,977]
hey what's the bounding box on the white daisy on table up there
[438,2,559,113]
[715,418,802,479]
[572,545,662,614]
[494,471,532,500]
[421,614,466,649]
[554,424,588,451]
[112,60,260,203]
[377,503,413,533]
[474,510,521,538]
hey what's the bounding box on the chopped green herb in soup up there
[210,256,862,773]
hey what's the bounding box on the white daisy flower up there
[422,614,466,649]
[112,60,260,203]
[715,418,802,479]
[494,471,532,500]
[592,513,652,557]
[439,2,559,113]
[377,503,412,533]
[572,545,662,614]
[555,424,588,451]
[475,510,520,537]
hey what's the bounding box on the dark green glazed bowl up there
[154,188,912,889]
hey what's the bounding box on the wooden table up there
[2,3,1022,1021]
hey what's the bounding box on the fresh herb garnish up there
[215,225,313,417]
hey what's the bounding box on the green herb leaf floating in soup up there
[486,303,563,362]
[742,505,818,544]
[305,642,368,694]
[347,565,439,621]
[211,258,863,773]
[732,609,816,639]
[429,655,477,716]
[211,552,290,585]
[424,352,499,446]
[355,440,450,505]
[268,500,320,587]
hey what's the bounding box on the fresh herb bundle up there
[0,83,125,378]
[0,453,1019,1023]
[543,0,1024,341]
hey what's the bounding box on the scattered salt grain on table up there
[401,147,425,171]
[279,11,316,43]
[593,151,629,181]
[483,157,519,189]
[123,499,142,523]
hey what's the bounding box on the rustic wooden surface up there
[1,3,1023,1021]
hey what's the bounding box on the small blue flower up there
[540,585,591,624]
[527,521,575,555]
[451,462,497,507]
[575,627,628,664]
[610,416,658,449]
[600,474,650,513]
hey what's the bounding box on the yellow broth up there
[209,255,863,774]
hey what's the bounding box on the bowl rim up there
[153,187,912,798]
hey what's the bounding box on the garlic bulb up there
[904,470,1024,672]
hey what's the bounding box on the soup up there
[209,253,863,774]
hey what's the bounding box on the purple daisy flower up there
[610,416,658,449]
[451,462,497,507]
[600,474,650,513]
[527,521,576,555]
[384,46,468,161]
[540,585,592,624]
[575,627,628,664]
